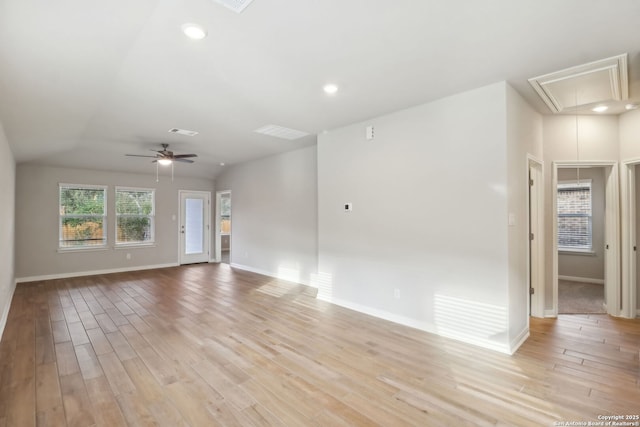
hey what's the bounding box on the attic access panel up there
[212,0,255,13]
[528,54,628,113]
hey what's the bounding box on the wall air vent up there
[169,128,199,137]
[528,54,628,114]
[211,0,255,13]
[254,125,309,140]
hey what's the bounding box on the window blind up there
[59,184,107,248]
[557,182,592,250]
[116,188,155,244]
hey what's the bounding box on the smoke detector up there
[212,0,255,13]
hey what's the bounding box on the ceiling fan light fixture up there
[158,158,173,166]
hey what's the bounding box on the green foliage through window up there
[116,188,155,244]
[59,185,107,247]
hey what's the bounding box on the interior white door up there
[529,162,544,317]
[179,191,210,264]
[604,165,620,315]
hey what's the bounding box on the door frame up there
[178,190,211,265]
[552,161,620,316]
[527,155,545,318]
[214,190,231,263]
[621,159,639,318]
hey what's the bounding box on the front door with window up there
[179,191,211,264]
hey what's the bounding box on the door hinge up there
[530,287,535,295]
[529,179,534,186]
[634,246,637,252]
[606,244,609,249]
[530,233,534,241]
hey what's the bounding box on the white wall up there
[317,82,514,353]
[15,164,215,280]
[557,167,605,281]
[215,146,318,286]
[0,122,16,340]
[506,84,543,345]
[542,115,619,310]
[619,109,640,160]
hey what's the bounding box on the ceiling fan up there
[126,143,197,165]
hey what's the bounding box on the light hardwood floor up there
[1,264,639,426]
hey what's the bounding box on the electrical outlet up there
[394,288,400,299]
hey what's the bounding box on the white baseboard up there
[317,294,513,355]
[0,279,17,342]
[558,275,604,285]
[15,263,179,283]
[509,327,530,354]
[230,263,312,287]
[544,309,557,318]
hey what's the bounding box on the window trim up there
[557,179,593,253]
[59,183,108,250]
[115,186,156,247]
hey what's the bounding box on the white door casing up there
[621,160,639,318]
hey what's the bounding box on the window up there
[557,180,592,251]
[116,187,155,245]
[220,193,231,235]
[59,184,107,248]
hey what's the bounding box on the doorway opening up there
[215,190,231,264]
[552,162,620,316]
[179,190,211,265]
[556,167,605,313]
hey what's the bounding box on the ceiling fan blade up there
[173,154,198,158]
[126,154,158,158]
[174,158,195,163]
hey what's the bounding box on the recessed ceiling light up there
[592,105,608,113]
[181,23,207,40]
[158,158,173,166]
[625,103,639,110]
[323,84,339,95]
[219,162,225,166]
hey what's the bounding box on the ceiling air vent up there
[169,128,199,137]
[211,0,255,13]
[254,125,309,140]
[528,54,628,114]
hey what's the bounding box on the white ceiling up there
[1,0,639,179]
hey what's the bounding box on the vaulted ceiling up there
[1,0,639,179]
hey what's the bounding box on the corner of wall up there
[509,326,530,354]
[0,279,17,342]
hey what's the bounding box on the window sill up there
[558,249,596,256]
[114,243,156,249]
[58,246,109,253]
